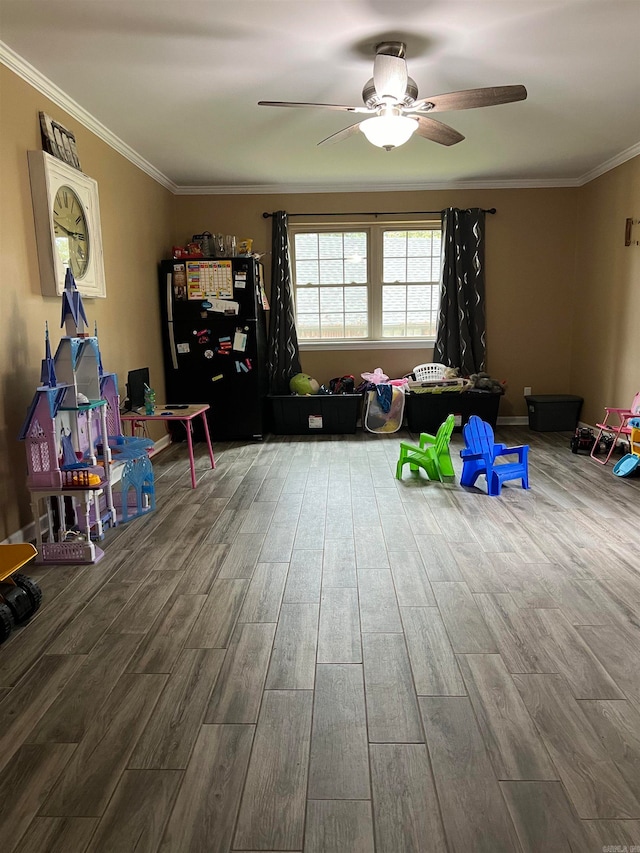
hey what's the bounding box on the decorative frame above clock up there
[28,150,106,298]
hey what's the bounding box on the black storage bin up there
[406,390,500,434]
[268,394,362,435]
[525,394,583,431]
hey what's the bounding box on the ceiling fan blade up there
[410,85,528,113]
[317,122,363,146]
[415,116,465,146]
[258,100,371,113]
[373,53,408,102]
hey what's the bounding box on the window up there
[293,231,368,339]
[291,222,441,345]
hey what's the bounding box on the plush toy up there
[468,372,506,394]
[361,367,408,388]
[361,367,388,384]
[289,373,320,395]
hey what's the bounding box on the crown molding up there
[174,177,582,195]
[0,40,177,192]
[2,39,637,196]
[577,140,640,185]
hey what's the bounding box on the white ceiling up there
[1,0,639,193]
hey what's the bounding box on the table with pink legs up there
[121,403,215,489]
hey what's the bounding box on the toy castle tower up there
[18,270,155,564]
[20,270,108,484]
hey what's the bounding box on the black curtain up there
[267,211,301,394]
[433,207,486,375]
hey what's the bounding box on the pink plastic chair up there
[590,391,640,465]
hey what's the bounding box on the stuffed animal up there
[289,373,320,395]
[361,367,408,387]
[468,372,506,394]
[361,367,388,384]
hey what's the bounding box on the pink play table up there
[121,403,215,489]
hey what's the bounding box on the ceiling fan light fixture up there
[360,114,418,150]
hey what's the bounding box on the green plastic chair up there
[396,414,456,482]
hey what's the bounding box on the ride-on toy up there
[570,427,596,454]
[0,543,42,643]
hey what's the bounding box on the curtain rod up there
[262,208,496,218]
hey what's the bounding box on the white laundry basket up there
[363,386,405,434]
[413,363,447,382]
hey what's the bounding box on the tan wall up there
[2,58,637,542]
[174,187,579,411]
[0,65,173,540]
[571,156,640,426]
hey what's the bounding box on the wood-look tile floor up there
[1,427,640,852]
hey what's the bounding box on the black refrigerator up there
[159,257,268,440]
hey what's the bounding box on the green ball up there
[289,373,320,395]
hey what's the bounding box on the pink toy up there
[361,367,388,384]
[361,367,408,387]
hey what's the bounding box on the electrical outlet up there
[524,386,532,397]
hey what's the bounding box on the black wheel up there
[0,603,14,643]
[13,573,43,616]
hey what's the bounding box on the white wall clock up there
[28,150,106,298]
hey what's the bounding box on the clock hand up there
[56,223,85,239]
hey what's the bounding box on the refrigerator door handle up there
[166,272,173,322]
[167,321,178,369]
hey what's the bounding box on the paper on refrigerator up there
[206,298,239,315]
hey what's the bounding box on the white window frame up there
[290,219,442,351]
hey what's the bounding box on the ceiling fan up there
[258,41,527,151]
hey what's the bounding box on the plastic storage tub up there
[406,390,500,433]
[268,394,362,435]
[525,394,583,431]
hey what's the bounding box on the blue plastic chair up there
[460,415,530,496]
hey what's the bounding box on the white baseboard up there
[497,416,529,425]
[1,519,39,546]
[150,435,172,455]
[499,417,600,431]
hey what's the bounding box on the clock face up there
[53,184,90,279]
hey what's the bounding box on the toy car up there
[570,427,596,454]
[593,433,615,455]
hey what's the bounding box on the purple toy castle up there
[19,270,155,563]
